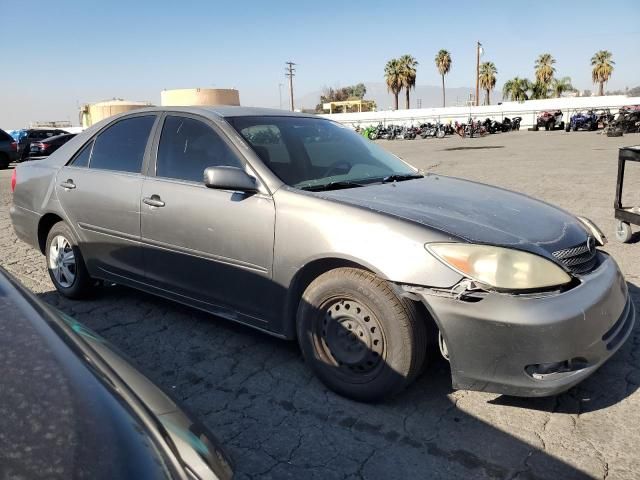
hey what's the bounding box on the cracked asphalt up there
[1,130,639,479]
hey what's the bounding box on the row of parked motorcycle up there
[356,116,522,140]
[534,105,640,136]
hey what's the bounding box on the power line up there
[285,61,296,111]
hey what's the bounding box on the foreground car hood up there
[317,175,588,259]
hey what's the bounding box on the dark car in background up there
[0,267,233,479]
[15,128,68,161]
[29,133,76,158]
[0,128,18,168]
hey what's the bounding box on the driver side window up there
[156,116,241,183]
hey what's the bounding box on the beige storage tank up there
[160,88,240,107]
[80,99,153,128]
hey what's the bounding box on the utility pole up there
[285,61,296,111]
[278,83,284,109]
[475,41,481,107]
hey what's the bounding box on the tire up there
[45,222,95,299]
[544,122,550,131]
[615,221,633,243]
[572,124,577,132]
[368,132,377,140]
[533,124,539,131]
[559,122,565,130]
[296,268,427,402]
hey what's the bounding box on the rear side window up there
[156,116,241,183]
[70,140,93,167]
[90,116,155,173]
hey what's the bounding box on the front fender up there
[272,188,464,290]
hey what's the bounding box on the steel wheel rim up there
[49,235,76,288]
[315,297,385,378]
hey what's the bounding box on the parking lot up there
[1,130,639,480]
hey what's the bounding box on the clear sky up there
[1,0,638,127]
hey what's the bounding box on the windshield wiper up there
[300,180,365,192]
[381,173,424,183]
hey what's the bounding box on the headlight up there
[576,216,607,246]
[426,243,572,290]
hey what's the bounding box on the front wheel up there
[297,268,427,402]
[615,221,633,243]
[46,222,95,299]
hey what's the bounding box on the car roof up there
[122,105,318,119]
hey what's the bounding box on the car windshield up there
[228,116,419,190]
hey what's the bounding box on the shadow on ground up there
[33,278,640,479]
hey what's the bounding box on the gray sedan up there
[10,106,635,401]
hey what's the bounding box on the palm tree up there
[591,50,614,96]
[551,76,575,98]
[530,80,549,100]
[478,62,497,105]
[384,58,403,110]
[534,53,555,99]
[502,77,531,102]
[399,54,418,109]
[434,50,451,107]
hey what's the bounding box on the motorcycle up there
[395,125,416,140]
[419,122,446,139]
[512,117,522,130]
[482,118,502,134]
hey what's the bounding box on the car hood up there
[315,175,588,259]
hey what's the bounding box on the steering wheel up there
[322,160,351,178]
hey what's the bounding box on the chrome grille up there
[552,238,598,274]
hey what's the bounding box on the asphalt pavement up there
[1,129,639,479]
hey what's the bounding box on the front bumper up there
[419,253,635,396]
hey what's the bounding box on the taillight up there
[9,141,17,152]
[11,169,16,193]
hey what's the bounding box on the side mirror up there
[204,166,258,192]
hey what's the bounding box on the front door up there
[55,115,157,280]
[140,114,276,324]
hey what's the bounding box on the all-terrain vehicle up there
[535,110,564,131]
[606,105,640,136]
[566,110,598,132]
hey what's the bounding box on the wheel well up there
[283,259,438,343]
[37,213,63,253]
[284,258,371,338]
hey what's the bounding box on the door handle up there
[143,195,165,208]
[60,179,76,190]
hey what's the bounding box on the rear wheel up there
[615,221,633,243]
[297,268,427,402]
[46,222,95,299]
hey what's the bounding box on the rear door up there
[55,114,158,280]
[140,114,276,324]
